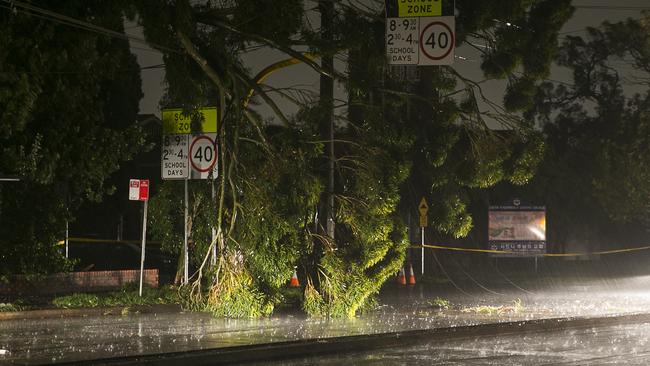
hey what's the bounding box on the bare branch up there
[175,30,230,98]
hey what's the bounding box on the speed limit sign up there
[189,134,218,179]
[418,16,455,65]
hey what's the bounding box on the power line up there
[140,64,166,70]
[0,64,165,75]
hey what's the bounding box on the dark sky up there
[131,0,650,119]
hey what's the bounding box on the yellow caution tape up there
[540,245,650,257]
[57,239,650,257]
[413,244,650,257]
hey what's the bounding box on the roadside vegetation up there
[0,301,27,312]
[426,297,525,315]
[52,284,178,309]
[429,297,451,310]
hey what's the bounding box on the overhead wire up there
[492,263,536,295]
[431,250,475,298]
[0,64,165,75]
[447,254,505,295]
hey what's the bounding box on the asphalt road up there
[5,262,650,365]
[255,319,650,365]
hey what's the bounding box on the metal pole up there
[212,91,225,268]
[211,182,216,267]
[421,227,425,275]
[118,215,123,241]
[65,220,69,259]
[184,179,189,284]
[407,212,411,243]
[139,200,148,297]
[407,212,412,264]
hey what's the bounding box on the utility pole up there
[319,0,335,239]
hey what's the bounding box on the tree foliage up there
[0,1,145,275]
[343,0,572,240]
[524,15,650,247]
[139,0,572,317]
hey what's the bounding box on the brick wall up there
[0,269,159,296]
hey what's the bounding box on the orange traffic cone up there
[408,263,416,285]
[289,269,300,287]
[397,267,406,286]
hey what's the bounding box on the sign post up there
[161,107,218,285]
[65,220,69,259]
[385,0,455,66]
[211,182,216,267]
[184,179,189,284]
[129,179,150,296]
[418,197,429,275]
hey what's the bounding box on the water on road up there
[4,269,650,364]
[255,321,650,365]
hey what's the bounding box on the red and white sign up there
[129,179,149,201]
[189,134,218,179]
[418,16,455,65]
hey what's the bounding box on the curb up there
[0,304,183,321]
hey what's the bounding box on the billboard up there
[488,205,546,257]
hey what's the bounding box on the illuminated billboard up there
[488,204,546,257]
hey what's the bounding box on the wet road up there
[256,321,650,365]
[0,307,531,365]
[4,275,650,364]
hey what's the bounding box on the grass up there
[52,283,179,309]
[52,293,100,308]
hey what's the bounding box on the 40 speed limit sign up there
[386,16,454,66]
[419,16,454,65]
[189,134,218,179]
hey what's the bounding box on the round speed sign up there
[189,135,217,173]
[419,17,455,65]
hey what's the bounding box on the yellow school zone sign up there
[162,107,218,134]
[398,0,441,17]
